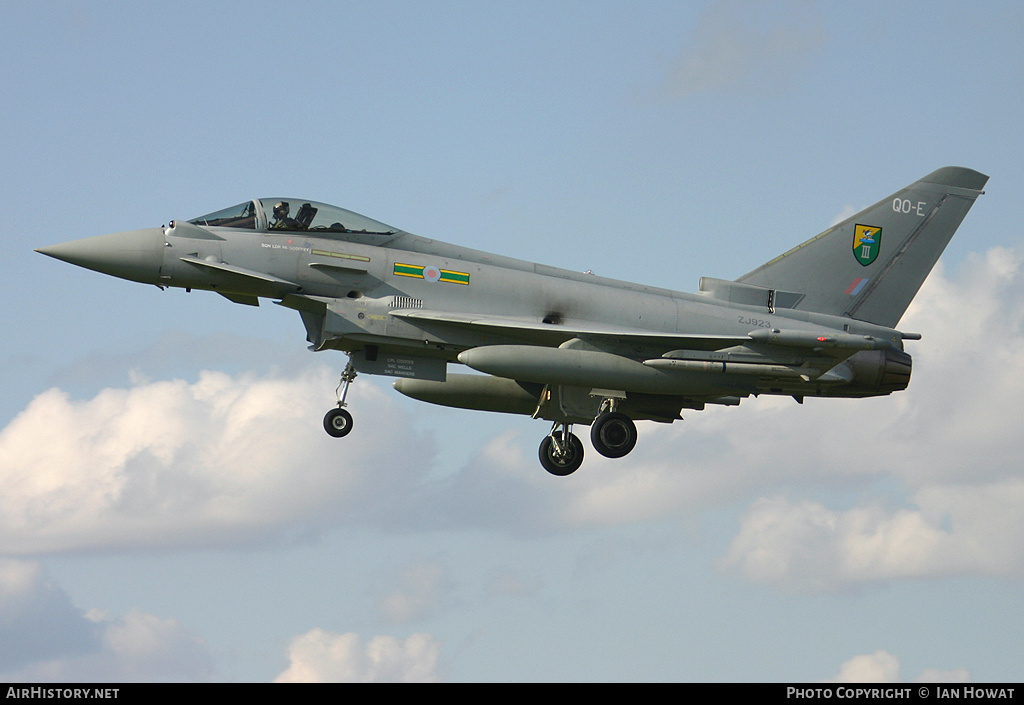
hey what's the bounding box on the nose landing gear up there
[323,360,357,438]
[323,407,353,437]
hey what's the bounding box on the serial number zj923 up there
[738,316,773,329]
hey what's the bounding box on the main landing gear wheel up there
[539,425,585,476]
[590,411,637,459]
[323,407,353,437]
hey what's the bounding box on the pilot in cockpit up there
[271,201,301,230]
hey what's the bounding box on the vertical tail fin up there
[737,167,988,327]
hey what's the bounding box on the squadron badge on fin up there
[853,224,883,266]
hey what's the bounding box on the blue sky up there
[2,0,1024,682]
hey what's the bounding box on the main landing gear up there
[590,410,637,459]
[590,394,637,459]
[538,399,638,476]
[323,360,356,438]
[539,422,585,476]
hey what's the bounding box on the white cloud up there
[827,650,901,683]
[274,629,441,683]
[0,559,212,682]
[719,484,1024,590]
[0,365,433,553]
[824,650,970,683]
[716,246,1024,588]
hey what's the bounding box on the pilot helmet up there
[274,201,290,217]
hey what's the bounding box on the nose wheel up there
[324,407,353,437]
[324,360,357,438]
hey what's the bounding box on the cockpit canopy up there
[188,199,398,235]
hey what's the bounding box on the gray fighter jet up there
[37,167,987,475]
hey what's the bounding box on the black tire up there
[539,431,585,476]
[323,407,354,438]
[590,411,637,458]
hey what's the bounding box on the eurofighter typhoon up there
[37,167,987,475]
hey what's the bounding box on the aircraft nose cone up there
[36,228,165,285]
